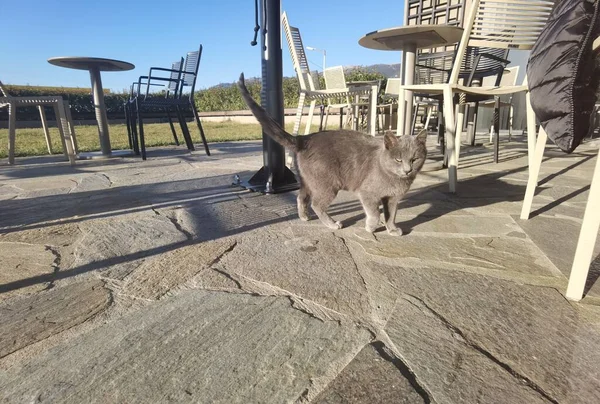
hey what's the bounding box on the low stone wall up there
[0,107,319,129]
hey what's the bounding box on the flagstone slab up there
[349,256,600,404]
[214,224,372,320]
[72,211,189,280]
[122,239,236,300]
[0,291,371,404]
[313,342,426,404]
[0,242,57,301]
[352,234,559,277]
[515,215,600,297]
[0,279,110,359]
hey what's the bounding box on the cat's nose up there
[404,168,413,175]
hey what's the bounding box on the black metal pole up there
[238,0,299,194]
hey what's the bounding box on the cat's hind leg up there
[297,185,311,221]
[311,189,342,229]
[382,196,402,236]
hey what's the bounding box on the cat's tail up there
[237,73,298,152]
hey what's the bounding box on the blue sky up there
[0,0,405,92]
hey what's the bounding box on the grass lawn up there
[0,120,327,159]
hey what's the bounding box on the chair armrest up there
[477,52,511,65]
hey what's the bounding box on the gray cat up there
[237,73,427,235]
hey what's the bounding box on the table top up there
[48,57,135,72]
[359,25,464,51]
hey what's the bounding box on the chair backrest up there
[482,65,519,86]
[449,0,554,84]
[167,59,184,95]
[384,78,402,96]
[180,45,203,97]
[0,80,9,97]
[323,66,347,90]
[309,70,322,91]
[282,12,315,92]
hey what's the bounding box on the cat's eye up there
[395,158,402,163]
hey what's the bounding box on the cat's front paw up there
[386,227,403,236]
[365,225,377,233]
[298,213,310,221]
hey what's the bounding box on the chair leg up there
[368,84,377,136]
[192,103,210,156]
[166,108,180,146]
[455,103,466,167]
[136,99,147,160]
[129,102,140,155]
[411,101,419,135]
[520,127,548,220]
[443,87,457,193]
[508,102,514,141]
[7,102,16,165]
[397,88,406,136]
[470,102,479,146]
[55,99,76,166]
[318,105,325,131]
[304,100,316,135]
[525,90,537,168]
[424,106,432,132]
[493,97,500,163]
[64,103,78,154]
[565,146,600,301]
[176,105,194,151]
[125,103,134,150]
[53,104,70,162]
[438,100,447,168]
[37,106,53,154]
[324,105,330,129]
[292,93,305,136]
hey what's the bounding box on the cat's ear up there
[416,129,427,144]
[384,131,398,150]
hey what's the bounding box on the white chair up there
[322,66,354,130]
[396,0,554,193]
[0,80,77,165]
[520,37,600,302]
[282,12,377,136]
[378,78,402,131]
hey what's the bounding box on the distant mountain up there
[345,63,401,78]
[207,64,400,89]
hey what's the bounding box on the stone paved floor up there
[1,133,600,403]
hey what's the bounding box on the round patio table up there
[359,25,463,134]
[48,57,135,158]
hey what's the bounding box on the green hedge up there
[1,67,387,121]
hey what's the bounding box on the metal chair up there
[125,59,184,153]
[397,0,554,193]
[0,80,77,165]
[130,45,210,159]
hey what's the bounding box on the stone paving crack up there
[403,294,559,404]
[67,179,79,194]
[208,241,238,267]
[151,208,194,241]
[99,173,114,187]
[337,236,368,289]
[212,268,244,290]
[372,341,432,404]
[43,245,61,291]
